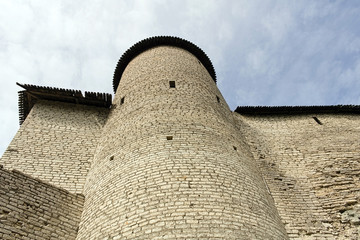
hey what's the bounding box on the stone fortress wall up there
[1,100,109,194]
[78,46,286,239]
[0,166,84,239]
[0,36,359,239]
[234,113,360,240]
[76,45,287,239]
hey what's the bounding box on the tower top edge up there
[112,36,217,93]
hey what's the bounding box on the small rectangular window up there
[166,136,173,140]
[169,81,176,88]
[216,95,220,103]
[312,117,322,125]
[120,97,125,105]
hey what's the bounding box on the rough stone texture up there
[0,165,84,240]
[1,37,359,239]
[1,100,109,194]
[234,113,360,239]
[76,46,288,239]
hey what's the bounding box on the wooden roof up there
[17,83,112,125]
[235,105,360,115]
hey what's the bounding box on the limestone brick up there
[1,36,359,239]
[0,165,84,239]
[76,46,288,239]
[234,113,360,239]
[1,101,109,194]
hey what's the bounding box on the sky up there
[1,0,360,156]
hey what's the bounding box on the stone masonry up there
[77,44,287,239]
[0,165,84,239]
[1,100,109,194]
[0,36,359,239]
[234,113,360,239]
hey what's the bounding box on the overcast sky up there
[1,0,360,156]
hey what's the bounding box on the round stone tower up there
[76,36,288,239]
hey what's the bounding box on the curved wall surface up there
[76,38,288,239]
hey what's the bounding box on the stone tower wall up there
[234,113,360,239]
[76,46,288,239]
[0,165,84,240]
[1,100,109,194]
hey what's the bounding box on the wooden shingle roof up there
[235,105,360,115]
[17,83,112,125]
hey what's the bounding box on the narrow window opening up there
[312,117,322,125]
[233,146,237,151]
[166,136,173,140]
[120,97,125,105]
[109,155,114,161]
[169,81,176,88]
[216,95,220,103]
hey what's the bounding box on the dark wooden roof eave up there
[17,83,112,125]
[235,105,360,115]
